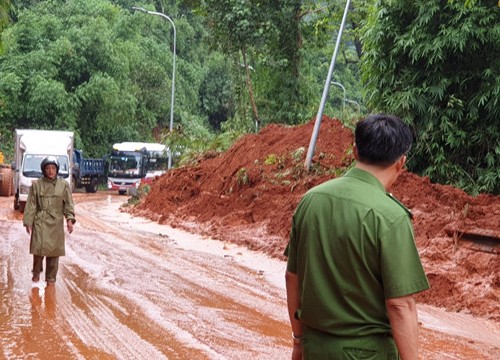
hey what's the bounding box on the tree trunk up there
[241,47,259,131]
[350,20,363,59]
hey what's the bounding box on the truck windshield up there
[109,153,144,177]
[22,154,70,178]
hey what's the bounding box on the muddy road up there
[1,193,499,359]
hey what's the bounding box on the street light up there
[345,99,361,114]
[132,6,176,169]
[304,0,351,171]
[332,81,362,120]
[331,81,346,114]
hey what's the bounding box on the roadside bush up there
[361,0,500,194]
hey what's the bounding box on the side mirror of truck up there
[11,161,16,171]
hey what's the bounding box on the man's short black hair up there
[355,114,413,166]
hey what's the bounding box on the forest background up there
[0,0,498,195]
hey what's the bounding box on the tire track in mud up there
[0,195,289,359]
[54,275,171,359]
[0,217,80,359]
[55,196,290,359]
[0,220,22,358]
[4,194,496,359]
[57,261,219,359]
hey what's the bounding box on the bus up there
[107,142,168,195]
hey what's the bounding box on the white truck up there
[12,129,74,212]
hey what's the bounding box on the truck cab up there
[13,130,73,212]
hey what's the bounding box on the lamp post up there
[132,6,176,169]
[345,99,361,114]
[331,81,346,114]
[304,0,351,171]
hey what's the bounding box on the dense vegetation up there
[362,0,499,194]
[0,0,498,194]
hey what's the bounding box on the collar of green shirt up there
[343,167,413,219]
[343,167,385,192]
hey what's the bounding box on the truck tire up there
[0,168,12,197]
[14,195,20,210]
[85,178,98,193]
[71,177,77,192]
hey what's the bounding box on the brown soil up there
[128,116,500,322]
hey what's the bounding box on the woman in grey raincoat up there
[23,156,76,285]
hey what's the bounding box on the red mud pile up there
[129,116,500,322]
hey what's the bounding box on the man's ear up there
[395,155,406,172]
[353,144,359,160]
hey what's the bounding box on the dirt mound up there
[128,116,500,322]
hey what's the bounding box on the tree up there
[199,53,234,131]
[0,0,140,156]
[256,0,303,124]
[0,0,220,158]
[202,0,272,130]
[0,0,13,53]
[201,0,362,128]
[361,0,500,194]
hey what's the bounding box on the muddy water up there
[0,193,289,359]
[0,193,499,359]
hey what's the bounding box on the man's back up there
[286,114,429,360]
[288,168,427,337]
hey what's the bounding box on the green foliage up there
[264,154,279,166]
[202,0,271,53]
[13,1,141,155]
[291,147,305,162]
[202,0,313,127]
[0,0,13,53]
[297,0,367,125]
[449,0,480,7]
[236,167,248,186]
[0,0,226,159]
[198,53,234,131]
[124,183,150,206]
[252,0,303,125]
[1,0,367,166]
[361,0,500,194]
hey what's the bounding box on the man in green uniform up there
[285,114,429,360]
[23,156,76,286]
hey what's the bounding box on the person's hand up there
[25,225,31,235]
[291,342,302,360]
[67,220,74,234]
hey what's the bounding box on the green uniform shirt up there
[286,168,429,337]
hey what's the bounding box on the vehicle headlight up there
[20,185,31,194]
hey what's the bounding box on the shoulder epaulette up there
[387,192,414,219]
